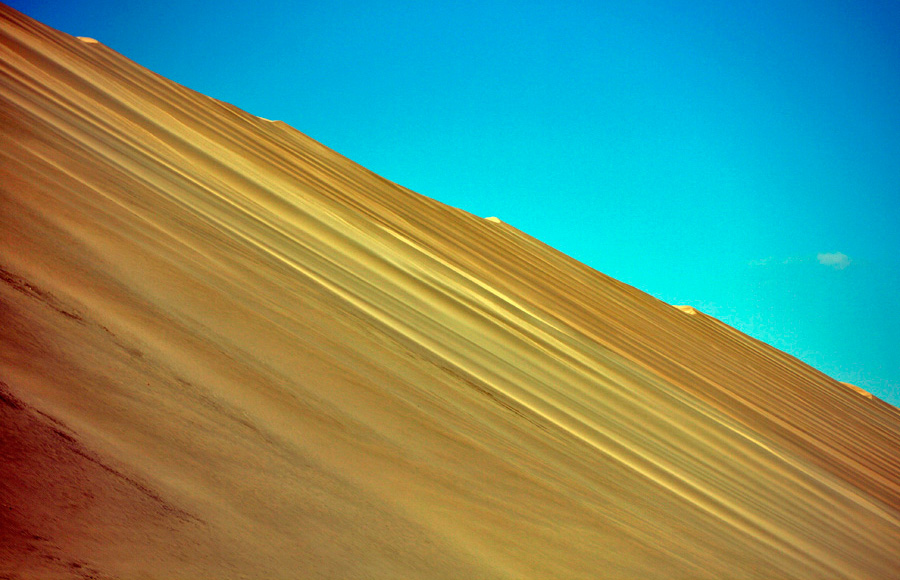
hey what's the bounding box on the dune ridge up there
[2,4,899,578]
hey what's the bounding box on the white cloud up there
[748,255,806,267]
[817,252,851,270]
[748,256,774,267]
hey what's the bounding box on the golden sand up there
[2,4,899,578]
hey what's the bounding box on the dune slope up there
[2,5,899,578]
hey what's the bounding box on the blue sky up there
[11,1,900,405]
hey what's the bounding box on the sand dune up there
[2,4,899,578]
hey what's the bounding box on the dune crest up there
[2,4,899,579]
[842,382,876,400]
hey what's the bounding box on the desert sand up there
[2,4,899,578]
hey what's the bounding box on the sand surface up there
[2,5,900,578]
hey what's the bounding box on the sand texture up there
[2,5,900,579]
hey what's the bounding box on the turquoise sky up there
[11,1,900,405]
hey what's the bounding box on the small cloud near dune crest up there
[817,252,851,270]
[748,255,806,267]
[749,252,851,270]
[748,256,775,267]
